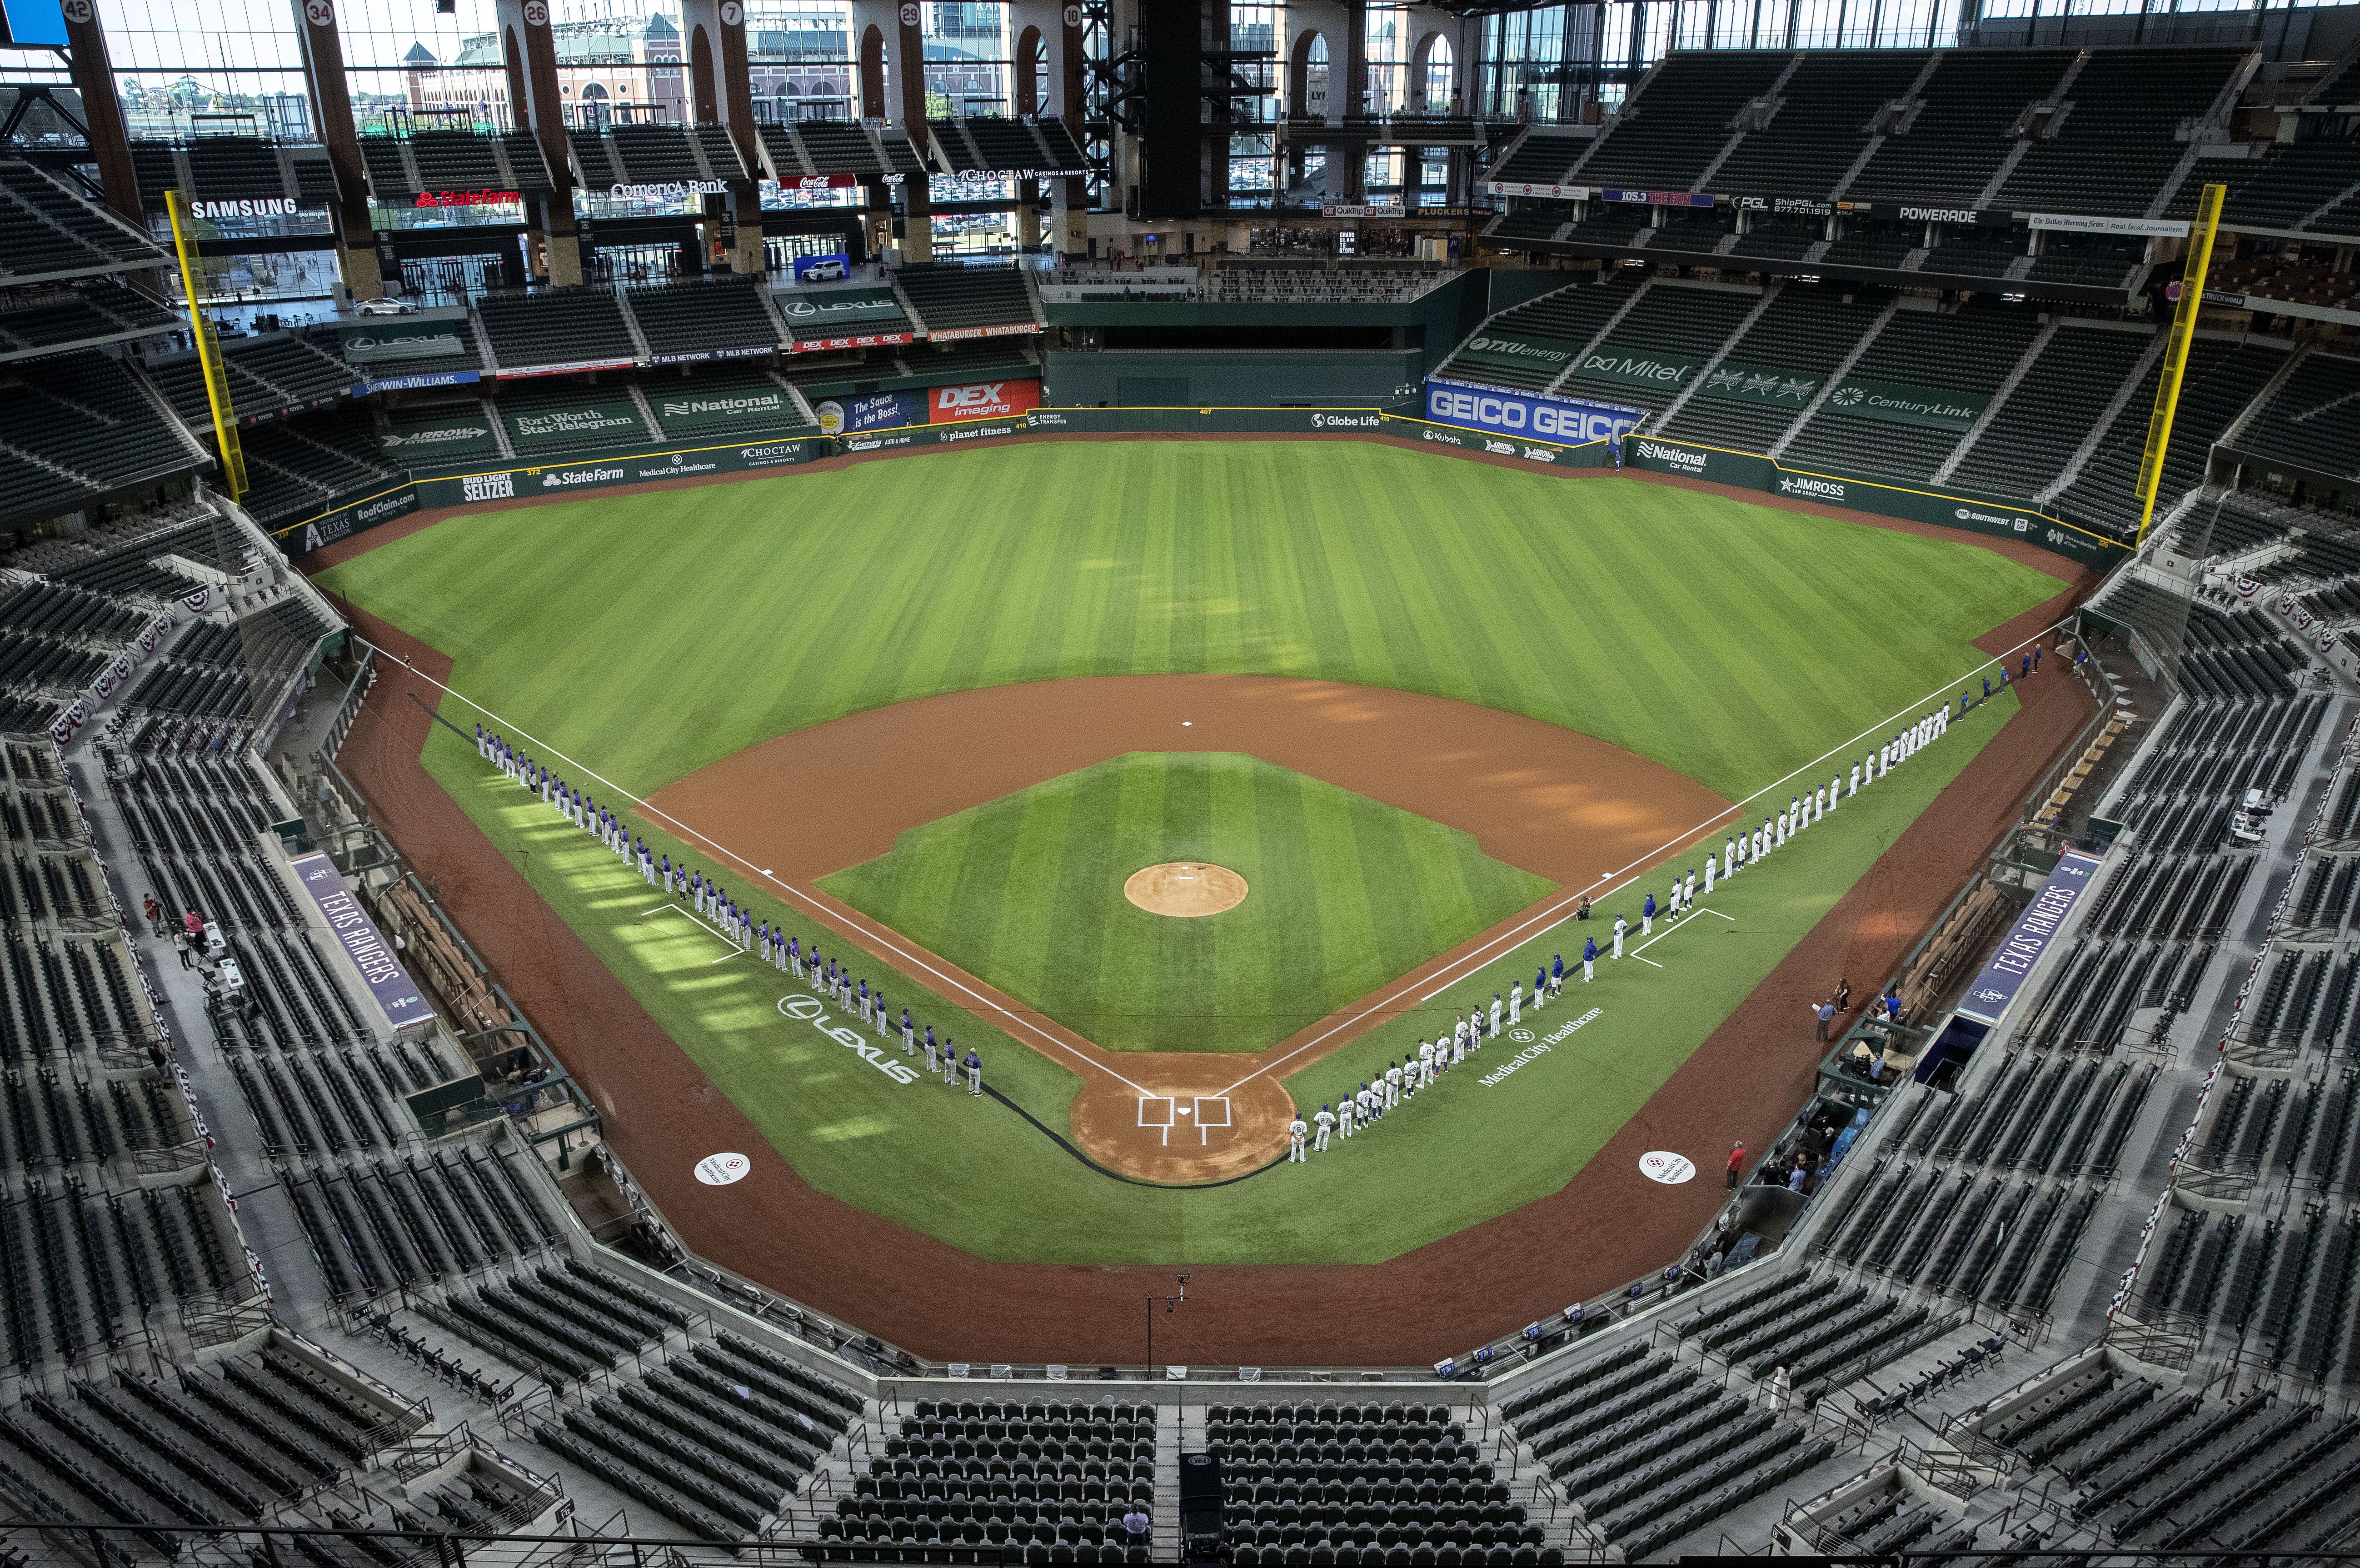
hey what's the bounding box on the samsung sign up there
[1423,379,1643,453]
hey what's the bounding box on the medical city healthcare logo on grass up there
[777,994,920,1084]
[1481,1008,1602,1087]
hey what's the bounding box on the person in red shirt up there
[1726,1142,1746,1189]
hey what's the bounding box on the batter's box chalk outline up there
[1138,1095,1177,1145]
[1193,1095,1232,1146]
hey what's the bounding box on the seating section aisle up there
[625,275,783,360]
[1435,275,1638,393]
[2057,339,2289,537]
[1553,285,1762,416]
[1657,288,1882,453]
[1207,1400,1543,1567]
[1949,325,2155,497]
[1502,1343,1833,1560]
[1846,50,2076,209]
[894,265,1039,336]
[1780,305,2042,480]
[475,289,639,371]
[1712,51,1929,200]
[0,160,170,283]
[0,351,200,526]
[1995,48,2246,216]
[2229,350,2360,484]
[1573,52,1793,193]
[834,1398,1153,1562]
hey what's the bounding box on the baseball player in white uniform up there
[1288,1116,1307,1163]
[1612,914,1626,960]
[1314,1104,1334,1152]
[1508,983,1524,1026]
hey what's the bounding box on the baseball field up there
[318,439,2067,1269]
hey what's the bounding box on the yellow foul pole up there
[2132,181,2225,547]
[163,188,247,500]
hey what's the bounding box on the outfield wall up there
[274,408,2127,570]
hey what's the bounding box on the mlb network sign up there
[1422,380,1642,454]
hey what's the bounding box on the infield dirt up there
[325,547,2089,1367]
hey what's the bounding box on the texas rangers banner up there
[1956,849,2106,1027]
[288,851,437,1032]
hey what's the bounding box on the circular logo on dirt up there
[1508,1027,1535,1043]
[1639,1151,1696,1185]
[694,1152,752,1186]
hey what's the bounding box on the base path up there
[641,674,1728,1182]
[325,556,2093,1369]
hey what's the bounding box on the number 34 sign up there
[304,0,334,26]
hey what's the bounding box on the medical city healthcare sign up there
[1422,377,1644,457]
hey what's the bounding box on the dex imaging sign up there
[1423,380,1642,454]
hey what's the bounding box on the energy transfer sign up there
[1422,378,1643,454]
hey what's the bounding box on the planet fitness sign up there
[1422,378,1643,454]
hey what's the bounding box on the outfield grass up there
[320,442,2061,804]
[819,752,1557,1054]
[320,441,2066,1264]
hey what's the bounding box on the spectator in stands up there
[1122,1506,1150,1545]
[1725,1142,1746,1188]
[173,931,193,970]
[142,891,164,937]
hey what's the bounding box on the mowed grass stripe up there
[326,445,2063,804]
[821,752,1556,1053]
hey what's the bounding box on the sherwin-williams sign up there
[288,851,436,1031]
[378,411,500,459]
[1822,377,1989,432]
[654,387,796,435]
[337,320,469,363]
[504,399,646,450]
[1570,348,1703,390]
[1695,361,1821,405]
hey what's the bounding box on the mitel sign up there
[1422,378,1642,455]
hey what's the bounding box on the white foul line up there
[352,636,1156,1099]
[1217,615,2075,1097]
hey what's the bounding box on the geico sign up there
[1427,387,1634,445]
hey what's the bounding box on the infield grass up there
[320,441,2067,1264]
[819,752,1557,1054]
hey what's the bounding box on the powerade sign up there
[1422,379,1642,454]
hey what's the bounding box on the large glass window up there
[923,0,1007,117]
[1363,3,1406,117]
[748,0,853,121]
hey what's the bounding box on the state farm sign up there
[930,379,1040,421]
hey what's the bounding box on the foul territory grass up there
[819,752,1557,1054]
[320,441,2066,1264]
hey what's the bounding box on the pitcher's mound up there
[1125,862,1248,917]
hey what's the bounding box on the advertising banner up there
[296,485,419,553]
[1393,415,1607,467]
[1570,347,1703,392]
[1452,333,1580,375]
[1483,180,1589,200]
[351,368,481,396]
[1601,189,1714,207]
[645,345,776,367]
[1422,378,1645,452]
[336,320,470,364]
[793,252,854,285]
[1693,361,1821,406]
[813,390,921,436]
[2028,213,2185,237]
[925,323,1044,342]
[651,385,800,436]
[1622,435,1775,488]
[1821,377,1990,433]
[497,359,640,379]
[378,409,500,460]
[504,398,647,452]
[288,851,437,1032]
[928,379,1041,422]
[1956,850,2106,1027]
[778,286,907,333]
